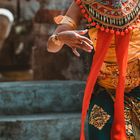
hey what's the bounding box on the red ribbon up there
[80,30,130,140]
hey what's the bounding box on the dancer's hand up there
[57,29,93,57]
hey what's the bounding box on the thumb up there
[76,29,88,35]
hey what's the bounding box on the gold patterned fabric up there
[88,91,140,139]
[108,91,140,139]
[125,96,140,129]
[124,107,135,138]
[88,103,136,138]
[98,59,140,92]
[87,83,140,140]
[89,104,110,130]
[89,23,140,63]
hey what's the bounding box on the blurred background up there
[0,0,93,82]
[0,0,92,140]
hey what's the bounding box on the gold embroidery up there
[127,136,135,140]
[98,59,140,92]
[125,97,140,128]
[108,91,140,139]
[124,107,135,137]
[89,105,110,130]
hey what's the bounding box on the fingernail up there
[89,46,93,49]
[88,50,92,53]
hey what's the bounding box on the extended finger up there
[78,40,93,51]
[71,47,80,57]
[79,36,93,46]
[72,44,92,53]
[75,29,88,35]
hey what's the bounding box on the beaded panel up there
[75,0,140,33]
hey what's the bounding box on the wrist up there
[51,33,64,46]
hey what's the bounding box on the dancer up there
[47,0,140,139]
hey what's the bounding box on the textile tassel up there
[80,30,113,140]
[111,32,130,140]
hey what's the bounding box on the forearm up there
[47,1,82,53]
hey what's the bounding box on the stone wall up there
[0,81,88,140]
[0,0,40,81]
[0,0,93,81]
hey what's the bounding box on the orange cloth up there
[89,24,140,63]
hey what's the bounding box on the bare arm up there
[54,1,82,33]
[47,1,93,56]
